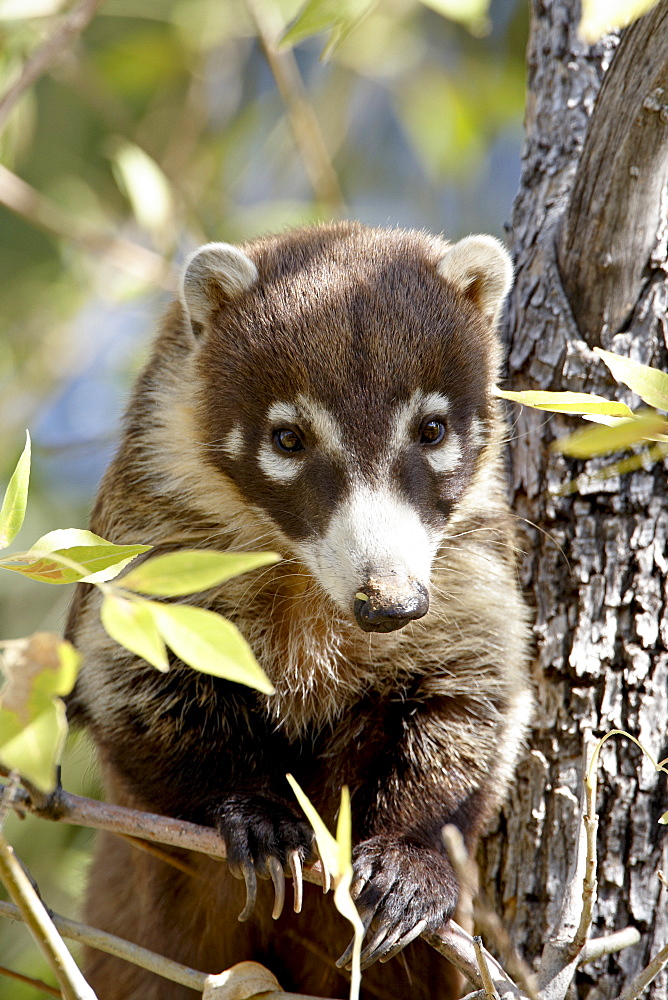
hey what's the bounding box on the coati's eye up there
[420,419,446,446]
[273,428,304,454]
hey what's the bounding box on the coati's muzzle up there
[353,580,430,633]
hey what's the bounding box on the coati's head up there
[178,223,512,634]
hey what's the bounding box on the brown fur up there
[67,222,532,999]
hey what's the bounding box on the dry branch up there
[244,0,344,216]
[0,165,174,288]
[0,0,105,133]
[0,780,517,996]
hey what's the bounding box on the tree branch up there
[0,832,97,999]
[1,781,518,995]
[244,0,345,216]
[0,0,105,134]
[0,164,174,288]
[557,0,668,345]
[613,941,668,1000]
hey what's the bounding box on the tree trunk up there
[481,2,668,998]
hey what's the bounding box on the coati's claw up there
[314,841,331,893]
[378,919,428,964]
[335,909,375,969]
[268,856,285,920]
[289,849,303,913]
[237,863,257,922]
[337,836,458,969]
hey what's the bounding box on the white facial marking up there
[257,441,302,483]
[298,396,345,457]
[267,401,300,426]
[297,482,440,611]
[425,430,462,474]
[420,391,451,417]
[470,417,484,450]
[220,424,244,459]
[389,390,452,455]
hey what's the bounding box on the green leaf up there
[0,530,151,585]
[419,0,490,29]
[0,431,31,550]
[552,413,668,458]
[100,594,169,672]
[594,348,668,412]
[494,387,635,418]
[579,0,660,42]
[0,634,80,791]
[660,810,668,825]
[119,550,279,597]
[147,602,274,694]
[281,0,376,55]
[287,776,363,1000]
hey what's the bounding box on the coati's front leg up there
[68,660,314,919]
[335,689,507,969]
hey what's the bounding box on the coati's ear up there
[437,235,513,326]
[180,242,258,333]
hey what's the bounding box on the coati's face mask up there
[179,227,512,633]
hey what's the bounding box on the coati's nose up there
[353,582,429,633]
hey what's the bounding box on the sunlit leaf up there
[494,387,634,418]
[0,634,80,791]
[0,533,151,585]
[147,602,274,694]
[281,0,376,56]
[594,348,668,412]
[0,0,67,15]
[660,810,668,825]
[552,412,668,458]
[119,549,279,597]
[579,0,660,41]
[100,594,169,672]
[0,431,30,550]
[419,0,490,30]
[111,141,174,237]
[287,776,363,1000]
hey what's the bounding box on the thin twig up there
[244,0,345,215]
[0,899,206,994]
[0,836,97,1000]
[0,165,174,288]
[0,901,332,1000]
[0,963,60,997]
[570,743,599,956]
[613,942,668,1000]
[474,935,502,1000]
[579,928,641,964]
[443,824,538,1000]
[0,0,105,133]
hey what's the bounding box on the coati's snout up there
[354,580,429,633]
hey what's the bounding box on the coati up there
[66,222,532,1000]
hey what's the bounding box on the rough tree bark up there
[481,2,668,998]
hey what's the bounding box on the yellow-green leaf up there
[119,550,279,597]
[287,776,363,1000]
[660,810,668,825]
[100,594,169,672]
[419,0,489,29]
[281,0,376,55]
[594,348,668,412]
[0,532,151,585]
[0,431,31,550]
[147,602,274,694]
[494,387,634,418]
[579,0,660,42]
[552,413,668,458]
[0,634,80,791]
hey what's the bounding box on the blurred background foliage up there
[0,0,527,994]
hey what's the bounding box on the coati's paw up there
[216,794,314,922]
[337,835,459,970]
